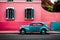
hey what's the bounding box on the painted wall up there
[0,2,41,31]
[0,2,41,22]
[0,1,60,31]
[41,7,60,28]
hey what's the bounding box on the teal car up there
[19,22,49,34]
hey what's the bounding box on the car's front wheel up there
[20,29,26,34]
[41,29,47,35]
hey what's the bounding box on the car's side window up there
[31,23,36,26]
[37,23,43,26]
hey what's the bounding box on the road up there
[0,34,60,40]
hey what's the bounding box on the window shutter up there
[6,9,9,18]
[12,9,14,18]
[7,0,10,2]
[31,9,34,18]
[25,9,27,18]
[7,0,13,2]
[26,0,32,2]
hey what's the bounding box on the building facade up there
[0,0,41,31]
[0,0,60,31]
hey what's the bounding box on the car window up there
[32,23,36,26]
[37,23,43,26]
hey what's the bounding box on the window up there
[6,8,14,19]
[7,0,13,2]
[37,23,43,26]
[30,23,36,26]
[25,8,34,20]
[32,23,36,26]
[26,0,32,2]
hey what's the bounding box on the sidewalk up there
[0,31,19,33]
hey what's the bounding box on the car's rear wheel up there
[41,29,47,35]
[20,29,26,34]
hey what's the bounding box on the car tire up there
[20,29,26,34]
[41,29,47,35]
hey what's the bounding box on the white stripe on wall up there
[0,0,41,3]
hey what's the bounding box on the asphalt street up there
[0,33,60,40]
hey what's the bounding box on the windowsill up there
[6,18,14,21]
[25,18,34,21]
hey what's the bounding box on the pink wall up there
[0,2,41,31]
[0,2,41,22]
[0,2,60,31]
[41,7,60,28]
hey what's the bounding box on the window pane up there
[9,9,12,18]
[37,23,43,26]
[27,9,31,18]
[32,23,36,26]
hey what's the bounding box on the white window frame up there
[25,7,34,20]
[6,7,14,19]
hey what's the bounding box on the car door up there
[36,23,43,32]
[29,23,37,32]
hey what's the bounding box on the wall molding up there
[0,1,41,3]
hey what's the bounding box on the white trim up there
[25,7,34,9]
[12,18,14,19]
[31,18,34,19]
[6,18,14,20]
[6,7,14,9]
[6,18,9,19]
[14,1,25,2]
